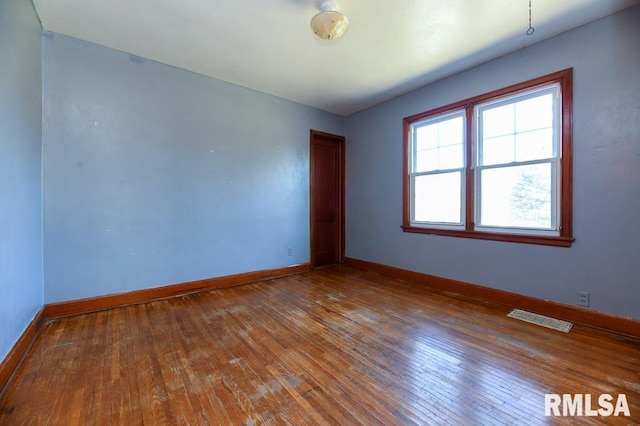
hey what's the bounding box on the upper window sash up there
[474,84,561,169]
[411,109,466,174]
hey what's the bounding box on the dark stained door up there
[310,130,345,267]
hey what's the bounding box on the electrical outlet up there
[288,247,293,256]
[577,291,590,307]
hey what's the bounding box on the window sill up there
[401,225,574,247]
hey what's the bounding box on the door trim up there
[310,129,346,268]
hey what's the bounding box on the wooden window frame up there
[402,69,574,247]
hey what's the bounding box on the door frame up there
[309,129,346,268]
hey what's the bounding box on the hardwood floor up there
[1,266,639,425]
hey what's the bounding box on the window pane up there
[415,148,438,172]
[482,104,514,138]
[416,125,439,150]
[414,172,462,223]
[482,135,514,166]
[414,115,464,172]
[439,144,464,170]
[515,128,553,162]
[439,117,464,146]
[479,163,552,229]
[516,94,553,132]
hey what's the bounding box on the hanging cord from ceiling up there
[526,0,535,35]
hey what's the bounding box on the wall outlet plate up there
[577,291,590,307]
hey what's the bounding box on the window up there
[402,69,573,247]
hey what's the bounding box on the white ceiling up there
[32,0,639,116]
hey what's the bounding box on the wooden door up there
[310,130,345,267]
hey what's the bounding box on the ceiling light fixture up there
[310,1,348,41]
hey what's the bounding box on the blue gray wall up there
[345,6,640,320]
[43,34,344,303]
[0,0,44,361]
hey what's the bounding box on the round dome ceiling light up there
[310,1,348,41]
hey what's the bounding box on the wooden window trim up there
[402,69,574,247]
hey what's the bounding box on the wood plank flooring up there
[1,266,639,425]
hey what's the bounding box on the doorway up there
[310,130,345,267]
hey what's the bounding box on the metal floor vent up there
[507,309,573,333]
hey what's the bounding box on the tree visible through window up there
[402,69,574,247]
[510,165,551,228]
